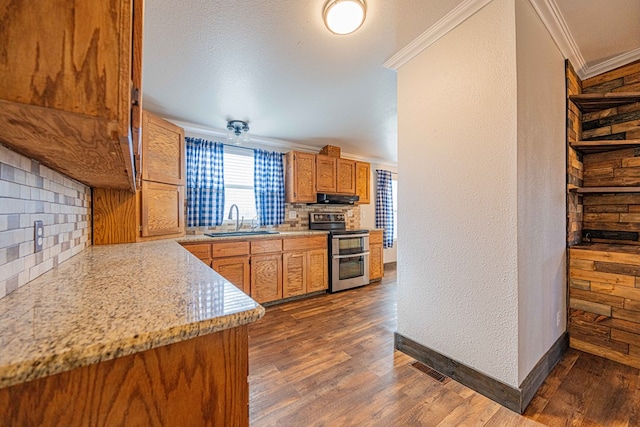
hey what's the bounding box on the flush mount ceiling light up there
[323,0,366,35]
[226,120,250,145]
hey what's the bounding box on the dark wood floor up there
[248,268,640,426]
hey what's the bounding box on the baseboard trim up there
[383,261,397,270]
[394,331,568,414]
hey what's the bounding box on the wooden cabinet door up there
[336,159,356,194]
[307,249,328,292]
[142,111,185,185]
[316,155,337,193]
[285,152,316,203]
[141,181,184,237]
[355,161,370,204]
[283,252,307,298]
[212,256,251,295]
[251,254,283,303]
[369,243,383,281]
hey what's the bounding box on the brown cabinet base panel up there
[0,327,249,427]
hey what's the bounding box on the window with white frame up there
[223,146,257,222]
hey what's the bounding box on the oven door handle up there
[333,252,370,259]
[332,234,369,239]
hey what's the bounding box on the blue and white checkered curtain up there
[185,137,224,227]
[376,169,394,249]
[254,149,285,226]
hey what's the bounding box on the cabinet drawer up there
[369,230,383,245]
[212,241,250,257]
[251,239,283,254]
[283,235,327,251]
[182,243,211,261]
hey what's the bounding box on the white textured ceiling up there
[143,0,640,163]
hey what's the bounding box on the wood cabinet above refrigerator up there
[0,0,144,191]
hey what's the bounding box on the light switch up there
[289,211,297,219]
[34,221,44,253]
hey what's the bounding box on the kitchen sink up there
[204,230,280,237]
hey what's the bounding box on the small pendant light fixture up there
[323,0,366,35]
[226,120,250,145]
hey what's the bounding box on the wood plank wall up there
[569,246,640,369]
[569,60,640,369]
[581,61,640,244]
[567,60,583,245]
[582,60,640,141]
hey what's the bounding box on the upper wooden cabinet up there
[142,111,185,185]
[316,155,338,193]
[0,0,143,191]
[355,161,371,204]
[336,159,356,195]
[141,181,184,237]
[93,112,185,244]
[285,151,316,203]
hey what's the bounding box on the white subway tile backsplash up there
[0,143,91,300]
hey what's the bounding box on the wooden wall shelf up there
[569,139,640,153]
[570,187,640,194]
[569,92,640,113]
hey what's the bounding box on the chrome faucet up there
[228,204,244,232]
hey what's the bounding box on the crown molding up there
[166,118,398,167]
[529,0,640,80]
[528,0,586,76]
[580,47,640,80]
[383,0,493,71]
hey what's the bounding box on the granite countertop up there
[0,240,265,390]
[177,229,330,243]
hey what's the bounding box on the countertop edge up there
[0,305,265,389]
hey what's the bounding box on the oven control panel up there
[309,212,346,230]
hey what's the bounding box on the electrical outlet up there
[34,221,44,253]
[289,211,297,219]
[347,210,354,217]
[556,311,562,327]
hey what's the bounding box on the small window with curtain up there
[223,146,257,221]
[392,177,397,240]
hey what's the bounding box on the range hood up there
[314,193,359,205]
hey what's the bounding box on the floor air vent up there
[410,361,451,384]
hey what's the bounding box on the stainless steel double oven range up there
[309,212,370,292]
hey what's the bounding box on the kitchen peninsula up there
[0,240,264,426]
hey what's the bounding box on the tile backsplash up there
[186,203,361,234]
[0,143,91,300]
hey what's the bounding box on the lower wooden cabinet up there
[182,242,251,295]
[181,235,328,304]
[283,252,306,298]
[0,327,249,426]
[212,256,250,295]
[251,254,283,303]
[307,249,328,292]
[369,230,384,281]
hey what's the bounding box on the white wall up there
[360,163,398,264]
[396,0,567,389]
[515,0,566,384]
[397,0,520,387]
